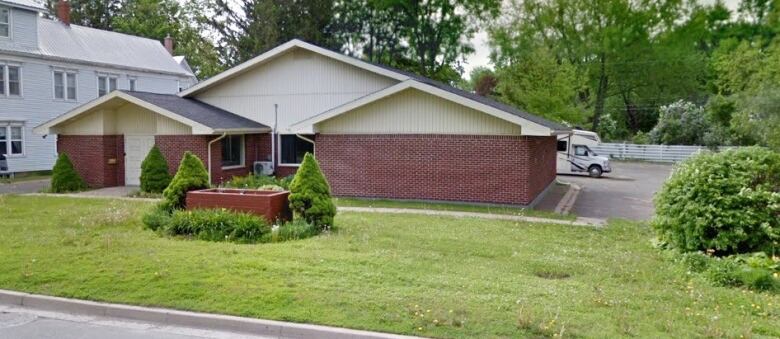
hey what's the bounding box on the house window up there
[280,134,314,165]
[0,124,23,156]
[128,78,136,91]
[221,135,244,168]
[0,64,21,96]
[97,75,117,96]
[0,6,9,38]
[54,71,77,100]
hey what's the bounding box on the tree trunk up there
[592,53,608,131]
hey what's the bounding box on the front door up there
[124,135,155,186]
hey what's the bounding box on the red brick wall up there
[316,134,557,205]
[57,135,124,188]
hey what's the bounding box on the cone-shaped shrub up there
[50,152,87,193]
[288,153,336,229]
[140,145,171,193]
[162,151,209,210]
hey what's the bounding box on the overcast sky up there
[462,0,742,75]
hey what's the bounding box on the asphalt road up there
[559,161,674,220]
[0,306,272,339]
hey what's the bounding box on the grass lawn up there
[334,196,573,221]
[0,195,777,338]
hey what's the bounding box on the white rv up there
[557,129,612,177]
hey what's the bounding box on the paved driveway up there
[0,179,50,195]
[559,162,674,220]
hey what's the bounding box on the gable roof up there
[34,91,269,135]
[0,0,45,11]
[180,39,569,134]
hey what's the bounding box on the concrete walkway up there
[338,207,606,227]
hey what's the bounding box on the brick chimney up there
[57,0,71,26]
[164,35,174,55]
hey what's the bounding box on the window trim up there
[278,134,315,167]
[52,69,78,101]
[128,77,137,91]
[0,123,25,158]
[96,73,118,96]
[220,134,245,169]
[0,5,11,40]
[0,63,22,98]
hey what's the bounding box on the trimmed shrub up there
[50,153,87,193]
[142,204,172,231]
[162,152,209,211]
[288,153,337,229]
[652,147,780,255]
[140,146,171,193]
[166,209,271,243]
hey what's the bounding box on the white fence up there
[590,143,735,163]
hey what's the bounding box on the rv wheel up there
[588,165,603,178]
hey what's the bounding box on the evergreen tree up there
[288,153,336,229]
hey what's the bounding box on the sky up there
[461,0,743,76]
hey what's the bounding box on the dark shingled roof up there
[121,91,269,131]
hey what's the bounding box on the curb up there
[0,289,421,339]
[554,182,581,215]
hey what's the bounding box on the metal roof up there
[0,0,45,11]
[32,19,193,76]
[121,91,268,131]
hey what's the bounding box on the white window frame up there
[128,76,137,91]
[0,122,24,157]
[0,5,11,40]
[53,69,78,101]
[278,134,315,167]
[0,62,22,97]
[221,134,245,169]
[96,73,118,96]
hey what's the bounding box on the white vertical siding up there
[317,89,523,135]
[57,104,191,136]
[195,48,399,131]
[0,7,37,51]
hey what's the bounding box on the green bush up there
[679,251,711,273]
[50,153,88,193]
[264,219,320,243]
[142,204,172,231]
[140,146,171,193]
[166,209,271,243]
[652,147,780,255]
[162,152,210,211]
[224,174,293,190]
[704,257,742,287]
[288,153,337,229]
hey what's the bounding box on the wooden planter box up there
[186,188,291,223]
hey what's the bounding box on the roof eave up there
[0,49,194,77]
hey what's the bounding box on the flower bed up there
[186,188,291,223]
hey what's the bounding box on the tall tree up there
[332,0,500,83]
[45,0,119,29]
[205,0,338,66]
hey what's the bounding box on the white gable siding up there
[316,89,523,135]
[57,104,190,136]
[0,53,187,172]
[0,7,37,51]
[195,48,398,131]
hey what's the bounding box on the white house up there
[0,0,196,173]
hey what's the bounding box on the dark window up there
[0,126,5,156]
[557,140,568,152]
[221,135,243,167]
[281,135,314,164]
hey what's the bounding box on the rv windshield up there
[574,145,598,157]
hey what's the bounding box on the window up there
[128,78,136,91]
[574,145,596,157]
[557,140,568,152]
[0,6,9,38]
[0,64,21,97]
[97,74,117,96]
[0,124,23,156]
[54,71,77,100]
[280,135,314,165]
[221,135,244,168]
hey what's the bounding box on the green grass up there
[0,195,778,338]
[334,197,574,221]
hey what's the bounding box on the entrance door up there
[124,135,155,186]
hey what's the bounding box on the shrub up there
[224,174,293,190]
[166,209,271,243]
[704,257,742,287]
[288,153,337,229]
[652,147,780,255]
[50,153,87,193]
[140,146,171,193]
[679,251,711,273]
[162,152,209,211]
[650,100,712,145]
[142,204,172,231]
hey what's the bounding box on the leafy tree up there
[649,100,711,145]
[140,145,171,193]
[50,153,87,193]
[465,66,498,97]
[45,0,120,29]
[288,153,336,229]
[494,46,585,124]
[162,152,210,211]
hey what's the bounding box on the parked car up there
[556,129,612,177]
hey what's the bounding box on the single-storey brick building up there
[35,39,570,206]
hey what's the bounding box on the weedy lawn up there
[0,195,777,338]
